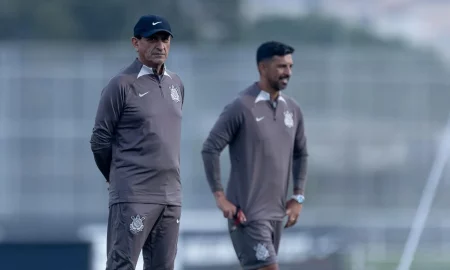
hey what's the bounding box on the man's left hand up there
[285,199,302,228]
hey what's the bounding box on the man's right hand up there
[214,191,247,222]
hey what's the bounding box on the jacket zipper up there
[155,74,164,97]
[272,101,277,120]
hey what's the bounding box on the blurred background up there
[1,0,450,269]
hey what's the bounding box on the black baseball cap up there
[133,15,173,38]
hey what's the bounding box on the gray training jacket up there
[202,83,308,221]
[90,58,184,207]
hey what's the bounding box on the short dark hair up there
[256,41,294,64]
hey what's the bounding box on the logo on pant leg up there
[130,215,145,234]
[253,243,270,261]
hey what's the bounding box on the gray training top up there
[202,82,308,221]
[90,58,184,207]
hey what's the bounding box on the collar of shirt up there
[254,89,287,106]
[137,62,172,79]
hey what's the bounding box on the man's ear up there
[131,37,139,51]
[257,61,265,75]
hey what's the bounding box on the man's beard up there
[270,76,290,91]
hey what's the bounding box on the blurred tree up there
[0,1,430,52]
[0,0,241,42]
[0,0,80,40]
[71,1,127,41]
[0,0,193,41]
[182,0,241,43]
[0,0,22,39]
[32,0,81,40]
[242,14,406,48]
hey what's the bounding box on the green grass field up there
[349,252,450,270]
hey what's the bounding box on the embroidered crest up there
[254,243,270,261]
[130,215,145,234]
[284,111,294,128]
[169,85,180,102]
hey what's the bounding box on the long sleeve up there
[90,78,126,182]
[292,108,308,194]
[180,82,185,108]
[201,99,243,193]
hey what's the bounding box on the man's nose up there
[154,40,164,50]
[283,68,292,77]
